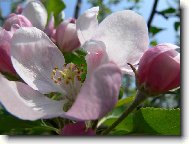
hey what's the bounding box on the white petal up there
[66,63,122,120]
[11,27,65,94]
[94,10,149,74]
[0,75,65,120]
[76,7,99,45]
[22,1,47,30]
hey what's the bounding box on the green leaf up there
[43,0,66,25]
[1,72,20,81]
[150,26,164,36]
[102,114,134,135]
[0,109,41,133]
[118,87,124,99]
[150,40,158,46]
[116,95,135,107]
[159,8,176,15]
[133,108,180,135]
[108,0,121,5]
[101,108,180,135]
[64,50,87,65]
[174,21,180,31]
[0,108,58,135]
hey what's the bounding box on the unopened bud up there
[136,43,180,95]
[60,122,95,136]
[0,28,16,74]
[55,18,80,52]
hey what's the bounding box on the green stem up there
[42,125,59,134]
[101,90,147,135]
[41,120,59,134]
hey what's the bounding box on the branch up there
[147,0,159,30]
[156,11,180,19]
[74,0,82,18]
[101,90,148,135]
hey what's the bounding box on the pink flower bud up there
[137,43,180,95]
[60,122,95,136]
[55,18,80,52]
[16,5,23,14]
[44,13,56,41]
[0,28,16,74]
[3,13,32,31]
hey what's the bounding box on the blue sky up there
[0,0,179,45]
[63,0,179,45]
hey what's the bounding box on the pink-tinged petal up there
[10,24,22,33]
[137,43,180,94]
[0,28,16,74]
[60,122,95,136]
[55,18,80,52]
[44,13,55,38]
[22,1,47,30]
[3,14,32,31]
[94,10,149,74]
[0,75,65,120]
[84,40,109,76]
[76,7,99,45]
[66,63,122,120]
[11,27,65,94]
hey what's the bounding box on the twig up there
[74,0,82,18]
[147,0,159,30]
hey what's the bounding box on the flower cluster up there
[0,1,180,135]
[0,1,122,121]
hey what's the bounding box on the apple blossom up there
[3,13,32,32]
[0,28,16,74]
[44,13,56,41]
[55,18,80,52]
[76,7,149,74]
[60,122,95,136]
[0,27,121,121]
[102,44,181,135]
[136,43,180,95]
[22,1,47,30]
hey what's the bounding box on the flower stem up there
[42,125,60,134]
[101,90,147,135]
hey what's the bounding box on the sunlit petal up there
[11,27,65,94]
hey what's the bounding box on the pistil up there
[51,63,84,111]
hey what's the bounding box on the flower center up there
[51,63,84,111]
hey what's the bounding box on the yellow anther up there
[77,76,81,81]
[54,80,58,84]
[54,66,58,70]
[52,69,56,74]
[57,77,62,81]
[51,63,84,86]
